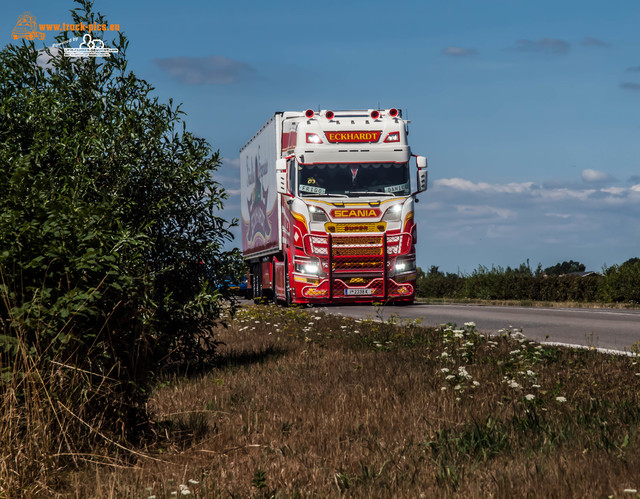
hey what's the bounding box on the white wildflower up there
[179,484,192,495]
[441,386,447,391]
[445,375,455,381]
[440,352,449,358]
[440,368,450,374]
[556,396,567,403]
[526,370,536,377]
[188,479,199,485]
[532,384,541,389]
[464,322,476,327]
[458,367,471,379]
[508,380,522,390]
[454,384,462,391]
[472,381,480,386]
[525,394,535,401]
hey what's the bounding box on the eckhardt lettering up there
[332,208,381,218]
[325,131,381,143]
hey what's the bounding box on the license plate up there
[345,288,373,296]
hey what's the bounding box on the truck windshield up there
[298,163,410,197]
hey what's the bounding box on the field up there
[4,304,640,497]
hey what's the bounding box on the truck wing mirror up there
[414,155,428,194]
[276,158,288,195]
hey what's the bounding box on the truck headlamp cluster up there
[393,256,416,274]
[382,204,403,222]
[308,205,328,222]
[295,259,323,276]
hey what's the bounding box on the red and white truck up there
[240,108,427,305]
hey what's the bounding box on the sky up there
[3,0,639,273]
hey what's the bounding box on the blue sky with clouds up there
[3,0,639,273]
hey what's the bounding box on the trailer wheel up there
[252,263,263,304]
[271,260,278,305]
[284,257,292,306]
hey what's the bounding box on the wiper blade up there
[314,193,349,198]
[348,191,395,197]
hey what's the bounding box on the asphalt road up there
[313,303,640,353]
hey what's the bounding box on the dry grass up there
[5,304,640,497]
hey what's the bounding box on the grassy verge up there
[416,296,640,309]
[5,304,640,497]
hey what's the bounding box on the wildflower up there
[508,380,522,390]
[445,375,455,381]
[525,394,535,401]
[532,384,541,389]
[457,366,471,379]
[464,322,476,327]
[441,386,447,391]
[188,480,199,485]
[179,484,192,495]
[472,381,480,386]
[440,368,450,373]
[454,384,462,391]
[526,370,536,377]
[509,350,520,355]
[623,489,638,494]
[440,352,449,358]
[556,396,567,403]
[455,397,461,402]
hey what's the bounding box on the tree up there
[544,260,586,276]
[0,0,243,444]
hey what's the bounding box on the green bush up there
[0,0,243,441]
[416,260,639,304]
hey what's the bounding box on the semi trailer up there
[240,108,427,305]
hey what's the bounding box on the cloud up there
[36,46,62,69]
[581,169,613,184]
[510,38,570,54]
[154,56,255,84]
[580,37,610,48]
[434,178,534,194]
[626,66,640,72]
[442,46,477,57]
[620,82,640,91]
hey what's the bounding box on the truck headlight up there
[295,259,323,276]
[382,204,403,222]
[309,205,328,222]
[393,257,416,274]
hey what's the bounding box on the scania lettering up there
[240,108,428,305]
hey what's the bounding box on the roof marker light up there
[325,110,334,120]
[370,110,380,119]
[384,132,400,143]
[306,133,323,144]
[305,109,315,118]
[389,108,399,117]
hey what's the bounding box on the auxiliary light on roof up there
[305,109,315,118]
[325,110,335,120]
